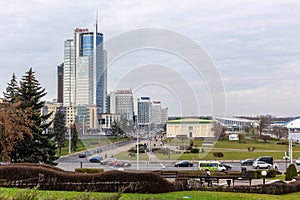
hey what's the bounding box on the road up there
[57,139,300,172]
[57,160,300,173]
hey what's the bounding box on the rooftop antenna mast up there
[96,11,99,33]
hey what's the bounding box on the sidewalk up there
[90,140,137,159]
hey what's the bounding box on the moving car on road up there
[241,158,254,166]
[255,156,273,165]
[100,158,117,165]
[89,156,103,163]
[79,152,86,158]
[220,162,232,170]
[252,161,272,169]
[109,161,131,168]
[295,157,300,165]
[174,161,193,167]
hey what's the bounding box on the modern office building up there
[137,97,151,127]
[57,63,64,103]
[151,101,162,124]
[63,24,107,131]
[107,90,134,121]
[161,107,168,124]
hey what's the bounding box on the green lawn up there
[158,139,300,161]
[114,151,149,160]
[0,188,300,200]
[60,138,128,156]
[212,140,300,151]
[155,151,300,161]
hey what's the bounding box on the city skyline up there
[0,1,299,117]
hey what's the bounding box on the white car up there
[295,157,300,165]
[252,161,272,169]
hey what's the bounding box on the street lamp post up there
[261,170,267,185]
[137,135,139,170]
[283,151,289,171]
[68,122,72,154]
[82,115,85,135]
[288,130,293,164]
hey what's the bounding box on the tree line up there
[0,68,70,165]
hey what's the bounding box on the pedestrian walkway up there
[90,140,137,159]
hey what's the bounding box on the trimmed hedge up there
[190,148,199,153]
[244,169,277,179]
[213,152,224,157]
[0,164,174,193]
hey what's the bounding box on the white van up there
[198,161,227,172]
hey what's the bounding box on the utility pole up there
[289,130,293,164]
[69,123,71,154]
[137,134,139,170]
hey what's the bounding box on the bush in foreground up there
[286,164,298,181]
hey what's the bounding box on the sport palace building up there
[166,118,215,138]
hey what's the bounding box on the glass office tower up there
[63,25,107,130]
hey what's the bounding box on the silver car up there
[295,157,300,165]
[252,161,272,169]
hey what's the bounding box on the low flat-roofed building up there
[166,118,215,138]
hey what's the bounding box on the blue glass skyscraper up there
[64,24,107,130]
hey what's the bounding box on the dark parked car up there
[174,161,193,167]
[89,156,103,163]
[241,158,254,166]
[79,152,86,158]
[220,162,232,170]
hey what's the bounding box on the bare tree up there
[258,115,272,136]
[272,126,289,139]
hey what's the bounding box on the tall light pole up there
[289,129,293,164]
[68,122,72,154]
[137,134,139,170]
[82,115,85,135]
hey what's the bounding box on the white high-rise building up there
[151,101,168,125]
[107,90,134,121]
[161,107,168,124]
[151,101,162,124]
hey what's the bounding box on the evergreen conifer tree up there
[52,107,66,155]
[15,68,57,164]
[71,123,78,151]
[3,73,18,102]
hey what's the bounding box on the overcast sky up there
[0,0,299,117]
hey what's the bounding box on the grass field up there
[155,151,300,161]
[155,138,300,161]
[59,136,300,161]
[60,138,126,156]
[0,188,299,200]
[114,151,149,160]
